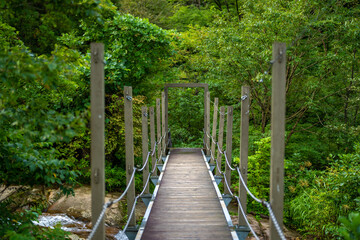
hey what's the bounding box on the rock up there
[68,234,84,240]
[47,186,146,228]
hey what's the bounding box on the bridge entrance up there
[164,83,210,150]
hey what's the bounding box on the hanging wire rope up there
[203,129,287,240]
[87,130,168,240]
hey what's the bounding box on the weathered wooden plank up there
[216,106,225,176]
[90,42,105,240]
[156,98,161,166]
[124,86,136,227]
[165,83,209,88]
[150,107,156,176]
[162,92,166,157]
[142,106,149,194]
[270,42,286,240]
[205,92,211,155]
[141,149,232,240]
[211,98,218,164]
[224,106,233,193]
[239,86,250,225]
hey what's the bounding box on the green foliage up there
[168,88,204,147]
[0,202,69,239]
[166,5,215,32]
[0,0,116,55]
[60,12,176,93]
[115,0,174,29]
[0,44,83,194]
[339,212,360,240]
[246,137,271,214]
[288,144,360,238]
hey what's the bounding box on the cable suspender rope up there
[204,118,287,239]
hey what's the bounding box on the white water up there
[34,213,129,239]
[33,213,90,233]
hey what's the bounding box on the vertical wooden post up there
[141,106,149,194]
[90,43,105,240]
[211,98,219,164]
[205,91,211,155]
[238,86,250,226]
[156,98,161,165]
[270,42,286,240]
[216,106,225,176]
[124,86,136,227]
[164,88,169,153]
[203,86,208,150]
[161,92,166,157]
[224,106,233,193]
[150,107,156,176]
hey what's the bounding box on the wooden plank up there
[141,149,232,240]
[238,86,250,225]
[270,42,286,240]
[203,85,209,150]
[150,107,156,176]
[205,91,211,155]
[124,86,136,227]
[211,98,219,164]
[165,83,209,88]
[162,92,166,158]
[90,42,105,240]
[156,98,161,165]
[224,106,233,193]
[142,106,149,194]
[164,88,169,153]
[216,107,225,176]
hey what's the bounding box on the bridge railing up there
[88,83,170,240]
[203,42,287,240]
[87,128,168,240]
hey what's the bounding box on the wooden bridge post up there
[164,88,169,153]
[142,106,149,194]
[124,86,136,227]
[211,98,219,164]
[270,42,286,240]
[224,106,233,193]
[238,86,250,226]
[90,42,105,240]
[150,107,156,176]
[205,91,211,155]
[161,92,166,158]
[216,106,225,176]
[156,98,161,164]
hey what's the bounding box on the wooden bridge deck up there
[139,148,233,240]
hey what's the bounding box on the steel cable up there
[87,168,137,240]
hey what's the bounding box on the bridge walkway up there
[139,148,234,240]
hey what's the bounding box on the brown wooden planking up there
[141,148,232,240]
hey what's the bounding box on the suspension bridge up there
[87,42,287,240]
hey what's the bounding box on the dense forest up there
[0,0,359,239]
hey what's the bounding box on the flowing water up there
[33,213,128,240]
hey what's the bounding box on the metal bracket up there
[150,176,159,186]
[235,225,250,240]
[140,193,152,207]
[214,175,222,185]
[124,226,139,240]
[222,194,232,207]
[157,164,164,172]
[206,156,211,163]
[209,164,215,172]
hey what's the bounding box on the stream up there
[33,213,128,240]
